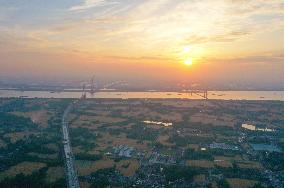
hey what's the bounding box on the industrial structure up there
[80,76,208,100]
[188,89,208,99]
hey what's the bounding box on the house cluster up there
[113,145,135,158]
[149,152,176,165]
[209,142,239,151]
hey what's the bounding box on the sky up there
[0,0,284,89]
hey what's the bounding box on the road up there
[62,102,80,188]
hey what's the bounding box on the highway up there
[62,102,80,188]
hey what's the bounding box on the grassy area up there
[0,98,69,186]
[226,178,257,188]
[76,159,115,176]
[116,159,140,176]
[190,113,236,127]
[46,166,64,182]
[11,110,52,127]
[75,158,140,177]
[237,161,263,170]
[193,174,206,183]
[0,162,46,180]
[0,139,6,148]
[3,131,36,143]
[27,152,58,160]
[186,160,214,168]
[95,132,151,152]
[1,98,283,187]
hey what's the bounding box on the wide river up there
[0,90,284,101]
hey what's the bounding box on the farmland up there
[0,98,284,187]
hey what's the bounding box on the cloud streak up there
[69,0,119,11]
[184,31,250,45]
[1,0,284,66]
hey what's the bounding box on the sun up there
[183,46,191,53]
[184,58,193,66]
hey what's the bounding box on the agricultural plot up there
[68,99,284,187]
[0,162,46,180]
[0,98,70,187]
[226,178,258,188]
[1,98,283,187]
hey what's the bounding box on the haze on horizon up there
[0,0,284,89]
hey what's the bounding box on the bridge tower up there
[204,90,208,99]
[90,76,95,95]
[81,83,86,99]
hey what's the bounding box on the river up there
[0,90,284,101]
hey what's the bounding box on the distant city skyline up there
[0,0,284,89]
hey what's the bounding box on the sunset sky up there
[1,0,284,88]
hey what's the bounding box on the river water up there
[0,90,284,101]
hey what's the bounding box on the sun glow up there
[184,58,193,66]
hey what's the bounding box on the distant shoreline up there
[0,90,284,101]
[1,88,284,92]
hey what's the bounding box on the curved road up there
[62,101,80,188]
